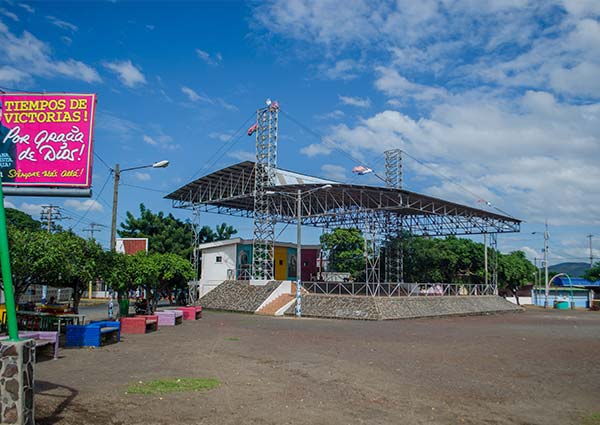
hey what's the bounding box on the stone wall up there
[0,339,35,425]
[201,280,282,313]
[285,295,521,320]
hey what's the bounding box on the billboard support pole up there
[0,172,19,341]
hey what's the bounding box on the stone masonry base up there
[1,339,35,425]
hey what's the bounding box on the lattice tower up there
[252,105,278,280]
[384,149,404,284]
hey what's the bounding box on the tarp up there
[553,277,600,288]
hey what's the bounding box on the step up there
[256,294,294,316]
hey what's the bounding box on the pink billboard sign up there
[0,93,96,188]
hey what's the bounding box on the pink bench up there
[0,331,59,360]
[176,306,202,320]
[155,310,183,326]
[120,315,158,334]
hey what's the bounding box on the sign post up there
[0,172,19,341]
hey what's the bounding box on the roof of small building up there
[553,277,600,288]
[198,237,320,251]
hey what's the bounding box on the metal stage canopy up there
[166,161,521,237]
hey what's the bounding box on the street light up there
[533,222,550,308]
[110,160,169,251]
[267,184,332,317]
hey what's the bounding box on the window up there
[216,256,222,263]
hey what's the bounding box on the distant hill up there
[547,262,590,278]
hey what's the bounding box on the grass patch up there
[582,414,600,425]
[127,378,220,395]
[224,337,239,341]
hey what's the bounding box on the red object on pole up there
[247,123,258,136]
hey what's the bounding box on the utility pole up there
[587,234,594,268]
[83,222,105,240]
[40,205,63,233]
[544,222,549,308]
[110,164,120,251]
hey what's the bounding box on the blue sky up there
[1,0,599,267]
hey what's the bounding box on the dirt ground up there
[34,308,600,425]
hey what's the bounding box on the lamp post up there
[110,160,169,251]
[533,222,550,308]
[268,184,332,318]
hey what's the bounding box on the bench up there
[120,315,159,334]
[155,310,183,326]
[176,306,202,320]
[65,321,121,348]
[0,331,59,360]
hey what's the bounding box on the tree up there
[118,203,237,258]
[5,208,42,232]
[151,253,193,309]
[320,228,365,279]
[50,231,104,313]
[0,226,54,302]
[583,262,600,282]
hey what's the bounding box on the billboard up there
[116,238,149,255]
[0,93,96,190]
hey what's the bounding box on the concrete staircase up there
[256,294,295,316]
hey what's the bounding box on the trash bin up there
[554,300,569,310]
[119,299,130,316]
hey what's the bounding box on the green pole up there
[565,273,574,309]
[0,174,19,341]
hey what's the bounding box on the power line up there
[188,111,256,181]
[120,183,169,193]
[71,173,112,229]
[94,152,112,170]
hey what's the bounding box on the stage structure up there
[167,165,520,291]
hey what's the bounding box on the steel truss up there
[384,149,403,285]
[167,161,521,285]
[252,106,278,280]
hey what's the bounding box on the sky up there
[0,0,599,267]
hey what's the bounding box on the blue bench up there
[66,321,121,347]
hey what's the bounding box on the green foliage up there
[118,203,237,258]
[127,378,220,395]
[320,228,365,279]
[583,262,600,282]
[4,208,42,232]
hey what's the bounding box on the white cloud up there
[0,21,100,84]
[209,131,234,142]
[18,4,34,13]
[309,91,600,225]
[146,24,155,30]
[374,67,447,101]
[19,202,44,217]
[300,143,333,157]
[315,110,345,120]
[0,65,29,84]
[3,200,15,209]
[195,48,222,66]
[320,59,362,81]
[1,9,19,22]
[228,151,255,162]
[143,135,157,145]
[104,60,146,87]
[321,164,346,181]
[134,172,151,181]
[65,199,103,213]
[95,112,139,139]
[339,95,371,108]
[181,86,201,102]
[46,15,78,32]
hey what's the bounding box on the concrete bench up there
[65,321,120,348]
[0,331,59,359]
[120,315,159,334]
[155,310,183,326]
[176,306,202,320]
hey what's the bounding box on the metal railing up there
[302,282,497,297]
[19,285,74,304]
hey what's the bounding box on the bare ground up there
[34,308,600,425]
